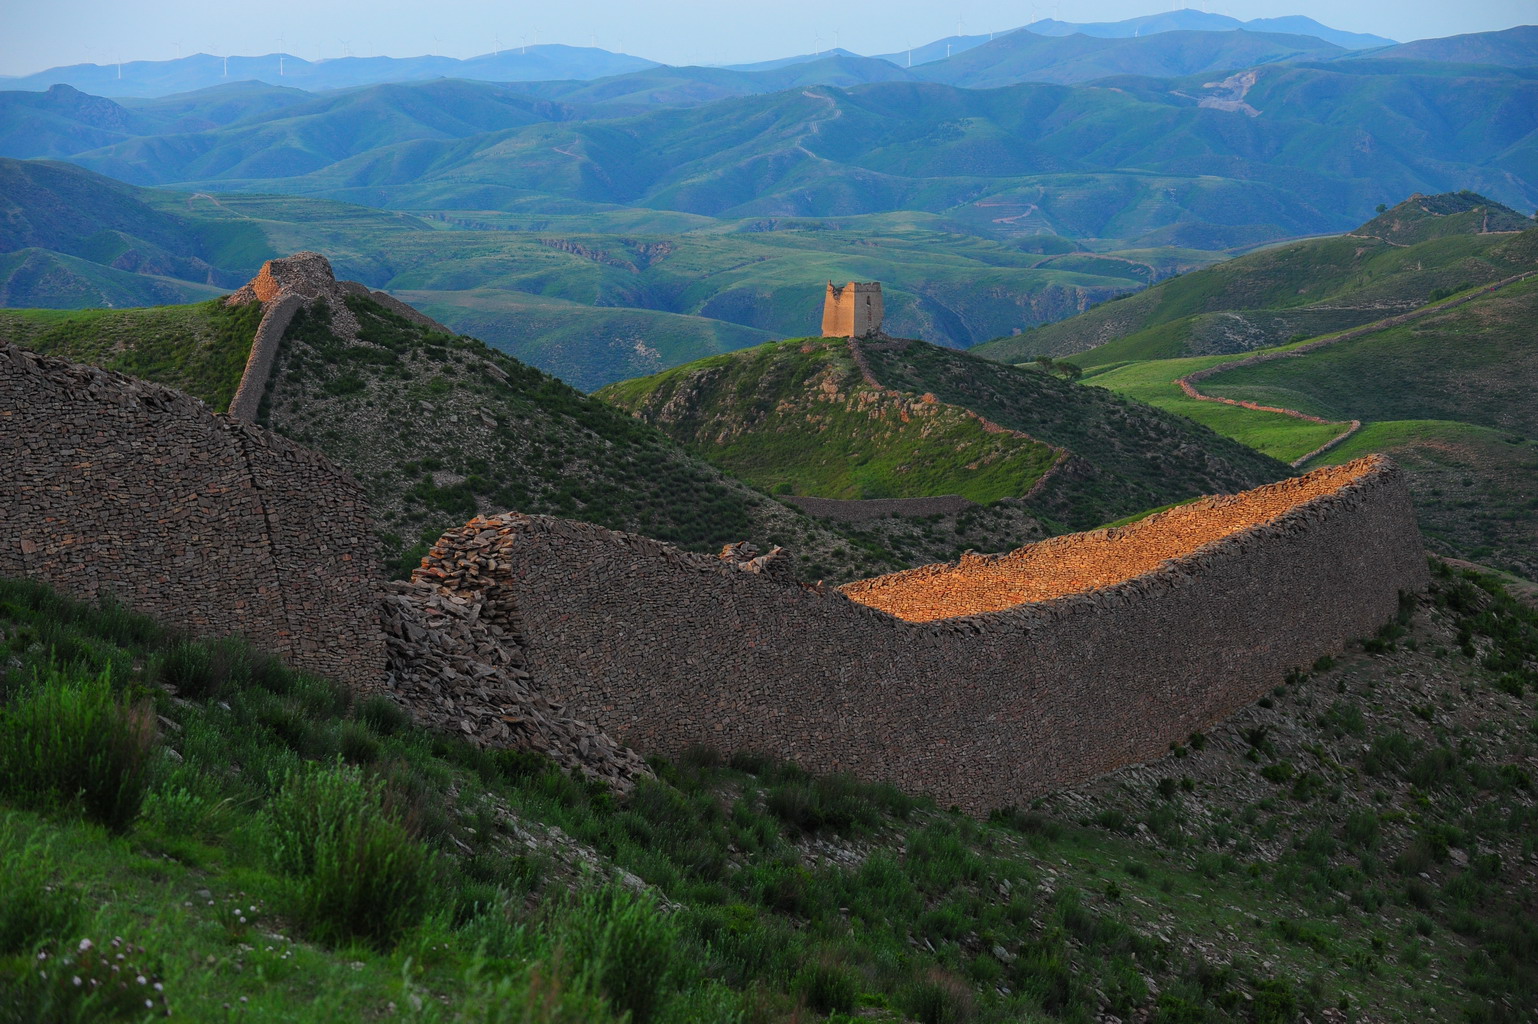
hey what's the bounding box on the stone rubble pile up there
[717,540,797,581]
[379,578,652,793]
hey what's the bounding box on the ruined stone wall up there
[0,341,381,687]
[415,455,1426,811]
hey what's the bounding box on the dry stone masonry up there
[410,456,1426,812]
[379,579,652,791]
[0,341,381,687]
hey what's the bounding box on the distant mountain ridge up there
[0,46,660,98]
[2,11,1406,100]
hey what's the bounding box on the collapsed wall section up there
[0,341,381,687]
[416,456,1425,811]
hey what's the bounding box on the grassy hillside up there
[597,337,1062,505]
[857,337,1290,527]
[599,335,1294,531]
[976,196,1538,364]
[256,294,908,582]
[0,298,261,409]
[1082,355,1352,464]
[3,557,1535,1022]
[0,248,228,309]
[1036,232,1538,580]
[1202,276,1538,436]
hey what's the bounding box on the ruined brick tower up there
[821,281,883,338]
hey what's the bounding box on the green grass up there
[1085,356,1351,463]
[600,337,1061,504]
[0,298,263,412]
[1200,276,1538,437]
[2,571,1537,1022]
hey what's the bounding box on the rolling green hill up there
[1188,276,1538,577]
[598,337,1063,505]
[598,335,1289,530]
[0,248,227,308]
[0,158,1178,383]
[1017,219,1538,579]
[1202,276,1538,436]
[975,194,1538,365]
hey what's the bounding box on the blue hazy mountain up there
[0,46,660,99]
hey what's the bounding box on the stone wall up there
[0,341,381,687]
[413,455,1426,811]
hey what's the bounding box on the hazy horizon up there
[1,0,1531,78]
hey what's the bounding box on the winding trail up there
[1174,272,1536,468]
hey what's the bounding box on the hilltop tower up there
[821,281,883,338]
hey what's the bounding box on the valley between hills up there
[3,13,1538,1024]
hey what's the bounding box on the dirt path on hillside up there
[1174,272,1536,467]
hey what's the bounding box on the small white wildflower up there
[72,976,82,986]
[238,916,247,924]
[137,975,148,985]
[146,1000,154,1009]
[78,939,93,952]
[154,982,163,991]
[36,951,47,960]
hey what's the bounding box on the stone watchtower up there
[821,281,883,338]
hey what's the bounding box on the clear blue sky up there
[0,0,1531,76]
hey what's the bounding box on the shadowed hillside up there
[599,334,1289,531]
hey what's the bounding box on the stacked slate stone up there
[379,577,652,793]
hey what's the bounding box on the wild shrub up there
[794,955,860,1015]
[153,637,241,699]
[261,762,438,949]
[557,886,680,1024]
[0,664,156,833]
[355,694,411,736]
[900,968,975,1024]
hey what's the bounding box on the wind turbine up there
[493,34,501,57]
